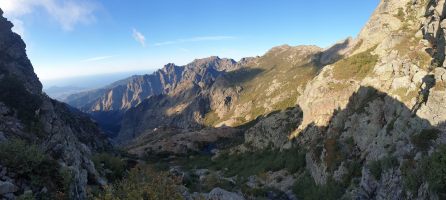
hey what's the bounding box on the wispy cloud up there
[132,28,146,47]
[154,36,236,46]
[80,55,114,63]
[0,0,97,34]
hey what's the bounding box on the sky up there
[0,0,380,81]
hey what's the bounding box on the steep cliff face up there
[281,0,446,198]
[0,9,110,199]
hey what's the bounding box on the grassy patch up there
[203,111,220,126]
[214,148,306,177]
[174,148,306,178]
[392,87,419,102]
[332,47,379,80]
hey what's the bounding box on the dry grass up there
[332,47,379,80]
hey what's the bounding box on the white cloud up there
[154,36,236,46]
[0,0,97,34]
[81,55,114,63]
[132,28,146,47]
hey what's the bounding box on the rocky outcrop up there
[285,0,446,199]
[207,188,245,200]
[0,9,110,199]
[239,107,302,151]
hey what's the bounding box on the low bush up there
[0,139,68,198]
[292,171,344,200]
[0,76,42,129]
[95,165,182,200]
[423,145,446,198]
[411,128,440,151]
[92,153,126,182]
[401,159,423,193]
[368,155,398,180]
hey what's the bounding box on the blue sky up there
[0,0,379,80]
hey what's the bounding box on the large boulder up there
[207,188,245,200]
[0,181,17,195]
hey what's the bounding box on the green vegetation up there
[92,153,127,182]
[368,155,399,180]
[423,145,446,198]
[195,148,306,177]
[159,147,306,179]
[292,171,344,200]
[402,145,446,198]
[394,8,405,21]
[401,159,423,193]
[410,128,440,151]
[95,165,182,200]
[0,139,70,199]
[332,47,379,80]
[0,76,42,132]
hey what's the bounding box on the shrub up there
[401,159,423,193]
[423,145,446,198]
[292,171,344,200]
[368,155,398,180]
[0,139,68,198]
[394,8,405,21]
[0,76,42,128]
[0,139,45,174]
[95,165,182,200]
[92,153,126,182]
[342,160,362,185]
[411,128,440,151]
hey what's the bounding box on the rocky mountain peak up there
[187,56,238,71]
[0,8,42,95]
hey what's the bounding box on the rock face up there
[0,9,110,199]
[207,187,245,200]
[242,107,302,150]
[0,181,17,195]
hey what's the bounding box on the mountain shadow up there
[291,83,444,199]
